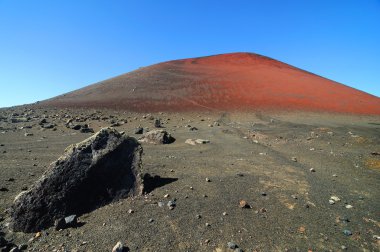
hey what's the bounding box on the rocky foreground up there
[0,106,379,251]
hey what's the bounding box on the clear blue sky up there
[0,0,379,108]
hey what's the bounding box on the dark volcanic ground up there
[0,106,379,251]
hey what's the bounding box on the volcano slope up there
[0,53,380,251]
[42,52,380,114]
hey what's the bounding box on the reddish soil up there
[42,52,380,114]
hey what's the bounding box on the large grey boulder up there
[10,128,143,233]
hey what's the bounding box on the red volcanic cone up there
[42,52,380,114]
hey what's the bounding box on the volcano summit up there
[43,52,380,114]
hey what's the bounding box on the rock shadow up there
[143,174,178,194]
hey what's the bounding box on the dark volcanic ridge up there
[41,52,380,114]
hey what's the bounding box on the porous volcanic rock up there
[138,129,175,144]
[10,128,143,233]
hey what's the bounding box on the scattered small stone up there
[154,119,161,128]
[330,196,340,202]
[24,133,33,136]
[128,209,134,214]
[18,244,27,250]
[139,129,175,144]
[332,174,337,177]
[222,212,228,216]
[196,214,201,219]
[55,215,77,230]
[261,192,267,196]
[195,139,210,144]
[80,126,94,133]
[291,194,298,199]
[298,226,306,233]
[205,222,211,227]
[112,241,125,252]
[158,202,164,207]
[148,218,154,223]
[164,194,170,198]
[343,229,352,236]
[341,245,347,250]
[345,204,353,209]
[167,200,176,210]
[329,200,335,205]
[204,239,210,244]
[309,168,315,172]
[339,216,350,223]
[134,127,144,134]
[259,208,267,213]
[41,123,55,129]
[39,119,47,125]
[205,178,211,182]
[291,157,297,162]
[227,241,238,249]
[239,200,251,208]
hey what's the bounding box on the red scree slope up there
[43,53,380,114]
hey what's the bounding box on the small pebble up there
[239,200,251,208]
[157,202,164,207]
[330,196,341,202]
[206,178,211,182]
[148,218,154,223]
[227,241,238,249]
[343,229,352,236]
[112,241,124,252]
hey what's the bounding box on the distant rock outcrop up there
[138,129,175,144]
[10,128,143,233]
